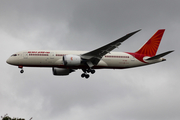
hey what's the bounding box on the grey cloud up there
[1,0,180,120]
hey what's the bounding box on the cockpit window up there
[11,54,17,56]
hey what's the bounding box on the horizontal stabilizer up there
[146,50,174,60]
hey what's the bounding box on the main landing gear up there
[18,66,24,74]
[81,69,95,79]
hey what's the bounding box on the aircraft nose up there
[6,58,13,65]
[6,58,10,64]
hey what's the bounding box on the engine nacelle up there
[52,67,74,76]
[63,54,81,66]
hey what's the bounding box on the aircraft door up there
[45,52,54,64]
[23,52,28,59]
[131,56,135,62]
[49,52,54,59]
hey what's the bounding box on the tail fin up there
[136,29,165,57]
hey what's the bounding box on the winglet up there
[116,29,141,43]
[125,29,141,39]
[132,29,142,34]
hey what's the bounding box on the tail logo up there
[136,29,165,57]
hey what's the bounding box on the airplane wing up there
[81,29,141,67]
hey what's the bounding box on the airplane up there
[6,29,174,79]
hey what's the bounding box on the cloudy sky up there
[0,0,180,120]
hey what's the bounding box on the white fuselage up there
[6,50,163,69]
[6,29,171,78]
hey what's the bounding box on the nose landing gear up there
[20,69,24,73]
[18,66,24,74]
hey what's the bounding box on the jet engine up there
[52,67,74,76]
[63,55,82,66]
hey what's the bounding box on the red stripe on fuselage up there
[126,52,147,63]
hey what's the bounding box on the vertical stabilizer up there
[135,29,165,57]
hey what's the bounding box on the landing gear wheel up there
[90,69,95,74]
[81,73,85,78]
[81,73,90,79]
[81,69,95,79]
[87,69,91,73]
[20,69,24,73]
[85,74,90,79]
